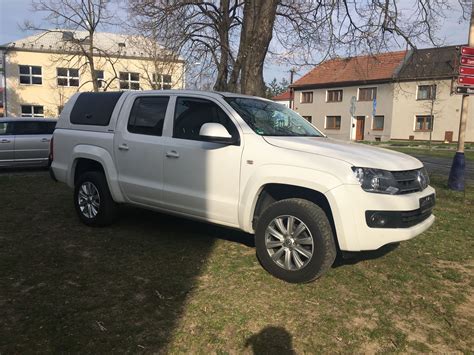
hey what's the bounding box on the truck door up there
[162,96,242,226]
[114,95,170,206]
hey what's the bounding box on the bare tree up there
[129,0,470,97]
[126,31,184,90]
[25,0,118,92]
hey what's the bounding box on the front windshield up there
[225,97,324,137]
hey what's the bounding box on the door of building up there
[356,116,365,141]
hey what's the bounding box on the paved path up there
[412,154,473,183]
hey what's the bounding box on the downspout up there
[1,48,7,116]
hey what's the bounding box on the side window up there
[12,121,43,135]
[0,122,12,135]
[173,97,238,141]
[38,122,56,134]
[128,96,170,136]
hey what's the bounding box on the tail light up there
[49,136,54,162]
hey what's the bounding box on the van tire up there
[74,171,117,227]
[255,198,336,283]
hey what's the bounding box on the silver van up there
[0,118,57,168]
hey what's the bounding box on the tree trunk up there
[213,0,230,91]
[230,0,278,96]
[88,37,99,92]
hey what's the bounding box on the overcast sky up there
[0,0,470,83]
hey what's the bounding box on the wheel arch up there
[253,183,336,236]
[68,145,125,202]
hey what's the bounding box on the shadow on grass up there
[0,175,252,352]
[245,326,296,354]
[332,243,400,268]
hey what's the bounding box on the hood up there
[263,136,422,171]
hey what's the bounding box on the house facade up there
[0,31,184,118]
[291,46,474,143]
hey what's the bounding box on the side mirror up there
[199,122,237,144]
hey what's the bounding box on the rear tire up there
[74,171,117,227]
[255,198,336,283]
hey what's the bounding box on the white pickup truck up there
[50,90,435,283]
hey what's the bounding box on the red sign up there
[461,46,474,56]
[461,56,474,66]
[458,76,474,86]
[460,66,474,75]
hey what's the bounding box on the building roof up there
[272,90,291,101]
[0,30,182,61]
[396,45,458,81]
[291,46,461,89]
[292,51,407,89]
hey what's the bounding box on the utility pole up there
[448,1,474,191]
[289,68,296,109]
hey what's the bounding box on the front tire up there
[74,171,117,227]
[255,198,336,283]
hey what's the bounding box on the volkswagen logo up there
[417,170,428,190]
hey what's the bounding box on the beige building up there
[0,31,185,118]
[291,46,474,143]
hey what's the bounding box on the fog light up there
[365,211,402,228]
[370,213,387,227]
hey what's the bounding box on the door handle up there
[0,139,11,143]
[166,150,180,158]
[118,144,129,151]
[41,138,50,142]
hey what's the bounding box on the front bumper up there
[325,184,436,251]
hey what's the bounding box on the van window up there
[70,92,123,126]
[41,122,56,134]
[12,121,56,135]
[0,122,12,135]
[128,96,170,136]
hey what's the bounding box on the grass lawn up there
[387,147,474,161]
[361,141,474,161]
[0,172,473,353]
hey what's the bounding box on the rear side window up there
[70,92,123,126]
[173,97,238,141]
[128,96,170,136]
[11,121,56,135]
[0,122,13,135]
[42,122,56,134]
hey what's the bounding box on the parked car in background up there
[0,118,56,168]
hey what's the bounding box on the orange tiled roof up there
[272,90,291,101]
[292,51,407,88]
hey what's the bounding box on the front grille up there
[400,207,433,227]
[392,169,426,194]
[365,207,434,228]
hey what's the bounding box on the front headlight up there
[352,167,399,194]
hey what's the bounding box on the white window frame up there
[21,105,44,118]
[152,73,173,90]
[325,115,341,129]
[414,115,433,132]
[19,65,42,85]
[95,70,105,89]
[119,72,140,91]
[300,91,313,104]
[416,84,436,100]
[57,68,79,87]
[326,89,343,103]
[357,87,377,101]
[372,115,384,131]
